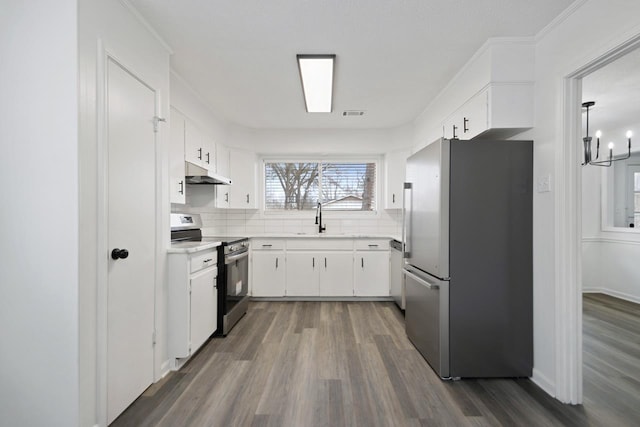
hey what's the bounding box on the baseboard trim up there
[531,368,555,398]
[160,360,171,378]
[251,296,394,302]
[582,288,640,304]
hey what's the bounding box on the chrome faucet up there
[315,202,326,233]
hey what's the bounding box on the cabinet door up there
[443,115,460,140]
[252,251,285,297]
[285,252,319,296]
[203,137,215,170]
[189,266,218,354]
[169,108,186,204]
[459,90,488,139]
[354,251,390,296]
[229,149,257,209]
[215,186,230,209]
[216,144,230,177]
[184,120,205,167]
[384,150,409,209]
[319,252,354,296]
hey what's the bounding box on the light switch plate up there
[537,174,551,193]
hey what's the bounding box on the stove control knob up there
[111,248,129,260]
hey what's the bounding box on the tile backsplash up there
[172,205,403,238]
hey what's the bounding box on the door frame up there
[95,40,164,425]
[557,33,640,404]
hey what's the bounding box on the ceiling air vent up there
[343,110,365,117]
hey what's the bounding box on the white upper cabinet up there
[443,83,533,140]
[184,119,215,169]
[216,144,230,177]
[169,108,186,204]
[384,149,409,209]
[440,40,535,141]
[229,149,257,209]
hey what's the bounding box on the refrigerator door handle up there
[402,182,412,258]
[403,268,440,290]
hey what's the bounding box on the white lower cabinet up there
[168,248,218,366]
[189,267,218,352]
[252,251,285,297]
[286,252,320,296]
[319,251,354,296]
[250,238,391,298]
[354,250,390,296]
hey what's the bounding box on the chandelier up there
[582,101,632,166]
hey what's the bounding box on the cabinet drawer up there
[252,239,285,250]
[190,249,217,273]
[354,239,390,250]
[287,239,353,251]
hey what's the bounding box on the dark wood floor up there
[113,295,640,426]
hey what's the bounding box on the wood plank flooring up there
[112,296,640,426]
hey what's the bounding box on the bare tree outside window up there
[265,161,376,211]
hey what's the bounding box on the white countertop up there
[235,233,401,241]
[167,240,222,254]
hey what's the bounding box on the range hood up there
[185,162,232,185]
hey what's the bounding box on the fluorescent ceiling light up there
[297,54,335,113]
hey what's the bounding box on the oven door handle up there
[225,250,249,264]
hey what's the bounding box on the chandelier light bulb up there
[608,142,615,150]
[595,130,602,138]
[626,130,633,139]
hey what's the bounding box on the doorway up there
[559,33,640,406]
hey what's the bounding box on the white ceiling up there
[131,0,573,130]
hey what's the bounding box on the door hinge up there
[152,330,157,346]
[153,116,166,133]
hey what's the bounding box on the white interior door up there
[106,58,157,424]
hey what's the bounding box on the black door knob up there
[111,248,129,260]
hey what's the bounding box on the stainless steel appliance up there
[403,138,532,379]
[216,237,249,335]
[390,239,405,310]
[170,213,249,336]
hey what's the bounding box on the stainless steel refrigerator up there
[403,138,532,379]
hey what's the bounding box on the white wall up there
[78,1,171,425]
[0,1,79,426]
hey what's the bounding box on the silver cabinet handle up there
[224,250,248,264]
[392,193,395,204]
[179,180,184,195]
[225,192,229,202]
[312,257,315,268]
[368,244,378,248]
[463,117,469,133]
[246,194,250,204]
[198,147,202,160]
[361,257,364,268]
[206,152,210,164]
[275,257,278,269]
[262,244,272,248]
[402,182,412,258]
[324,257,327,268]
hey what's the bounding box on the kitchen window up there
[264,161,377,211]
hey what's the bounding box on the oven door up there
[224,249,249,313]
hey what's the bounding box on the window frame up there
[260,155,382,218]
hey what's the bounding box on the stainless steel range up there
[170,213,249,335]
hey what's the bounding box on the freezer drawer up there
[404,267,449,378]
